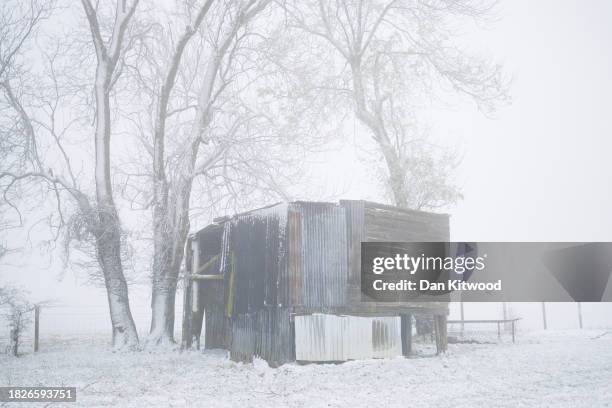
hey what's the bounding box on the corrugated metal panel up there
[226,203,288,315]
[229,307,294,366]
[294,314,401,361]
[341,200,365,285]
[219,204,294,365]
[202,203,292,365]
[230,312,258,363]
[257,307,294,365]
[283,207,302,306]
[295,203,348,309]
[371,317,402,358]
[204,308,229,349]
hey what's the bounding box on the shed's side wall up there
[200,203,295,365]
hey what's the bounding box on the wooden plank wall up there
[362,201,449,242]
[340,200,450,316]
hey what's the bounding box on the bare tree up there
[146,0,216,346]
[79,0,140,348]
[130,0,331,345]
[0,0,141,349]
[1,0,321,350]
[0,284,33,356]
[0,0,55,225]
[124,0,279,345]
[283,0,509,210]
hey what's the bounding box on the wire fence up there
[0,304,185,355]
[449,302,612,331]
[447,319,519,344]
[2,302,612,355]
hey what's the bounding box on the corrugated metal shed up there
[184,200,450,366]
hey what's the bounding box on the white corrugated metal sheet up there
[295,314,402,361]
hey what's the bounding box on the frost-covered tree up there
[123,0,309,345]
[0,0,141,349]
[0,285,33,356]
[1,0,320,350]
[79,0,141,348]
[283,0,509,209]
[144,0,216,347]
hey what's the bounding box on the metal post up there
[400,314,412,357]
[460,301,465,337]
[497,321,500,339]
[511,320,515,343]
[502,302,508,331]
[434,315,440,355]
[541,302,547,330]
[577,302,583,329]
[34,305,40,352]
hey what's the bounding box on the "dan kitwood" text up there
[372,279,502,292]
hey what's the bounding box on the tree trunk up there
[378,141,409,207]
[146,2,264,345]
[148,181,192,345]
[349,62,410,207]
[148,188,174,345]
[95,208,139,349]
[9,327,18,357]
[81,0,140,349]
[146,2,213,344]
[92,64,139,349]
[149,278,177,344]
[147,32,221,344]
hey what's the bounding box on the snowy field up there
[1,330,611,408]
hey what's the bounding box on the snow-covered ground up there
[1,330,611,408]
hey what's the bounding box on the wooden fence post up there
[460,301,465,336]
[182,238,197,350]
[9,328,18,356]
[34,305,40,352]
[434,315,447,354]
